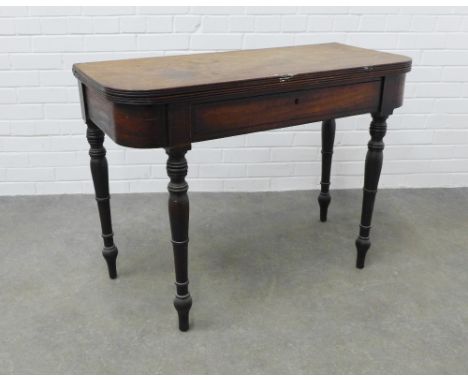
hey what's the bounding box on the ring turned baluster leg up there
[166,146,192,332]
[318,119,336,222]
[355,113,388,269]
[86,122,118,279]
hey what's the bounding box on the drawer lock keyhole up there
[294,98,299,104]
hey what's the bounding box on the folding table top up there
[73,43,411,101]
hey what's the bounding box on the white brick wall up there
[1,6,468,195]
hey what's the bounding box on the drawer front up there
[192,81,381,141]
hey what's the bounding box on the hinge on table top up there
[279,74,294,82]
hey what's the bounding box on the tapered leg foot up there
[318,193,331,222]
[87,122,119,279]
[174,294,192,332]
[355,113,388,269]
[355,237,371,269]
[103,245,118,279]
[166,146,192,331]
[318,119,335,222]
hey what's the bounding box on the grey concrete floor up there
[1,189,468,374]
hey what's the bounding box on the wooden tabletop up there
[73,43,411,102]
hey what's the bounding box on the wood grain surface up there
[73,43,411,102]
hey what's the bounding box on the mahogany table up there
[73,43,411,331]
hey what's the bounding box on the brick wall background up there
[1,6,468,195]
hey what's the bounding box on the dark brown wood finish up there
[355,113,388,269]
[192,81,380,142]
[85,87,167,148]
[318,119,336,222]
[86,122,118,279]
[166,146,192,331]
[74,43,411,331]
[73,43,410,102]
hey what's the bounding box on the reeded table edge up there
[73,48,412,105]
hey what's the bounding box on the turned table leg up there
[86,122,118,279]
[355,113,388,269]
[166,146,192,332]
[318,119,336,222]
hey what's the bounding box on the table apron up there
[82,75,408,148]
[191,81,381,142]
